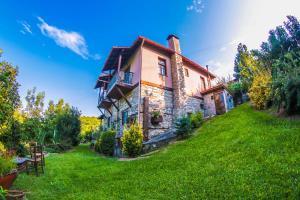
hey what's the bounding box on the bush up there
[190,112,203,129]
[0,157,15,177]
[121,122,143,157]
[44,143,72,153]
[16,143,28,157]
[248,72,272,110]
[175,116,192,139]
[95,129,116,156]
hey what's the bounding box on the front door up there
[214,92,226,115]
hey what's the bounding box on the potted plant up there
[150,111,163,125]
[0,157,17,190]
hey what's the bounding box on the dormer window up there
[158,58,167,76]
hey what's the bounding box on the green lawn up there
[14,104,300,199]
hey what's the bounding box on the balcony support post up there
[108,97,119,111]
[116,86,132,108]
[117,53,122,81]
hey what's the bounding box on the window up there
[122,110,129,125]
[184,68,189,77]
[200,77,206,91]
[158,58,167,76]
[107,117,111,127]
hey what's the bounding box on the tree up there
[234,43,248,81]
[56,107,81,146]
[0,50,20,147]
[24,87,45,119]
[248,71,272,110]
[80,116,101,138]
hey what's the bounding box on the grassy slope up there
[14,104,300,199]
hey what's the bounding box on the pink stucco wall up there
[184,64,208,97]
[128,48,142,85]
[141,46,173,88]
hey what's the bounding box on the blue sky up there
[0,0,299,116]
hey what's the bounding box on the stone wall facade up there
[140,83,174,139]
[104,85,139,132]
[170,53,188,119]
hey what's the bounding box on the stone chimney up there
[167,34,181,54]
[168,34,187,119]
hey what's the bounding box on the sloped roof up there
[98,36,216,86]
[201,84,228,95]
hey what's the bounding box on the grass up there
[14,104,300,199]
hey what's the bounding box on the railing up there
[107,71,134,92]
[98,90,107,106]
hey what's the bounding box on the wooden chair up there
[26,145,44,176]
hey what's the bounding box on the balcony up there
[97,91,112,109]
[106,71,135,100]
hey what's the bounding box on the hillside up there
[14,104,300,199]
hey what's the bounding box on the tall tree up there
[0,50,20,134]
[233,43,248,81]
[24,87,45,118]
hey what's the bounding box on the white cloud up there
[37,17,99,60]
[19,21,32,35]
[187,0,205,13]
[207,60,234,78]
[219,46,227,52]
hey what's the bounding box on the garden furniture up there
[26,145,45,176]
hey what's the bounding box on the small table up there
[13,157,29,172]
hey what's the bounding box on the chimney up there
[167,34,181,54]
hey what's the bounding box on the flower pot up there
[151,115,163,125]
[0,171,18,190]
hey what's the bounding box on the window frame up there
[158,57,167,76]
[121,109,129,125]
[184,68,189,77]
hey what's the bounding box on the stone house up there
[95,35,233,146]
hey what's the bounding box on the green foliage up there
[0,157,15,177]
[175,116,192,138]
[0,186,7,200]
[24,87,45,119]
[151,111,161,118]
[56,107,81,146]
[13,105,300,199]
[272,49,300,114]
[0,142,6,154]
[0,54,20,138]
[95,129,115,156]
[233,15,300,115]
[80,116,101,138]
[248,71,272,110]
[15,143,28,157]
[190,112,203,129]
[121,122,143,157]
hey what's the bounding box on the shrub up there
[190,112,203,129]
[0,157,15,177]
[44,143,72,153]
[16,143,28,157]
[95,129,116,156]
[121,122,143,157]
[175,116,192,139]
[248,72,272,110]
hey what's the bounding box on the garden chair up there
[26,145,44,176]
